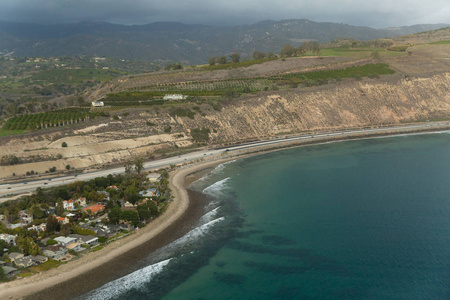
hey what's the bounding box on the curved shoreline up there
[0,127,448,299]
[0,160,227,300]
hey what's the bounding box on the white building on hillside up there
[91,101,104,107]
[163,94,187,100]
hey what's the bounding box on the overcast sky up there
[0,0,449,28]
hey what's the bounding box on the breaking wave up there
[82,216,225,300]
[82,259,172,300]
[202,177,231,198]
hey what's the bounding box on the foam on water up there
[82,259,172,300]
[198,206,221,225]
[168,217,225,248]
[202,177,230,198]
[82,217,225,300]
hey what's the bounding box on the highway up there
[1,121,449,201]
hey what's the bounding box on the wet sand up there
[0,160,226,300]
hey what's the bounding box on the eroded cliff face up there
[1,73,449,179]
[182,73,450,143]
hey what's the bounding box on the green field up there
[276,63,395,82]
[428,40,450,45]
[1,108,107,131]
[308,48,407,58]
[201,58,277,71]
[29,68,126,84]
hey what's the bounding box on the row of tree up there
[207,42,320,67]
[280,41,320,57]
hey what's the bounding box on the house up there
[68,234,98,246]
[139,188,161,198]
[2,266,18,278]
[54,236,78,247]
[82,204,105,215]
[75,197,87,207]
[43,244,68,260]
[66,243,83,252]
[63,200,75,210]
[163,94,187,100]
[147,173,162,183]
[91,101,104,107]
[106,185,119,190]
[30,255,48,264]
[18,210,33,224]
[15,256,35,268]
[57,217,69,225]
[0,234,17,246]
[7,223,27,229]
[8,252,24,262]
[97,191,110,201]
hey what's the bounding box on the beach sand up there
[0,159,228,300]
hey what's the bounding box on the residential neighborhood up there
[0,167,168,281]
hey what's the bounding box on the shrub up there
[191,128,211,143]
[46,239,57,246]
[61,142,67,147]
[0,155,20,166]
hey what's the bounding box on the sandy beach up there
[1,126,448,299]
[0,159,228,300]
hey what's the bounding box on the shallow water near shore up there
[83,132,450,300]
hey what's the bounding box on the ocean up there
[81,132,450,300]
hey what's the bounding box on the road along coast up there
[0,124,449,299]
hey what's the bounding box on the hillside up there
[0,20,448,64]
[0,32,449,180]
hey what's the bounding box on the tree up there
[61,223,72,236]
[124,161,133,174]
[280,44,296,57]
[267,51,276,59]
[61,142,68,147]
[46,215,59,233]
[109,206,122,224]
[56,200,64,216]
[208,57,216,66]
[125,186,139,205]
[311,41,320,55]
[297,45,307,56]
[229,53,240,63]
[121,210,139,226]
[0,266,6,282]
[253,51,266,60]
[137,204,151,221]
[16,236,41,256]
[148,201,159,217]
[217,56,227,64]
[134,157,144,174]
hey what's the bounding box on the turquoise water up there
[85,132,450,300]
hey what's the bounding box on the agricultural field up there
[102,63,395,105]
[275,63,395,82]
[28,68,126,85]
[1,108,107,133]
[308,47,407,58]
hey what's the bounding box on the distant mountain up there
[0,19,448,64]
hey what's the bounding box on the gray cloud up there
[0,0,449,27]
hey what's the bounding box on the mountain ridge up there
[0,19,448,63]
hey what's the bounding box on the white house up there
[91,101,104,107]
[147,173,162,183]
[163,94,187,100]
[54,236,78,247]
[0,234,17,246]
[63,200,75,210]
